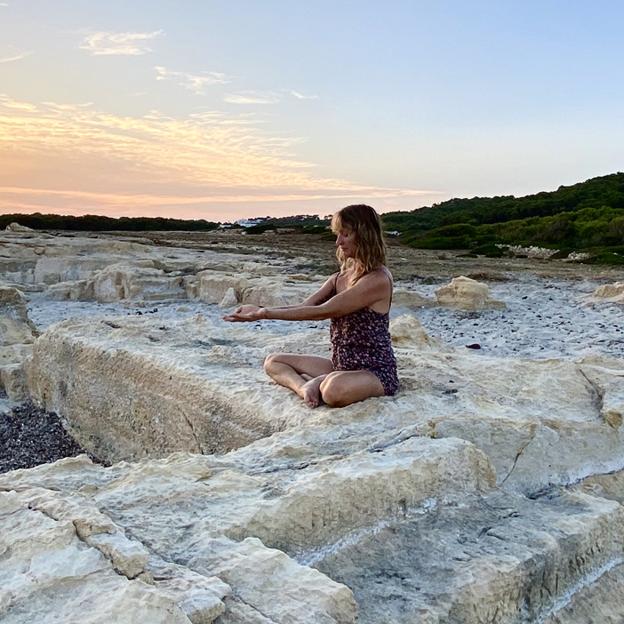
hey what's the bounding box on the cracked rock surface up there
[3,229,624,623]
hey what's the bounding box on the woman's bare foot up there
[299,375,325,408]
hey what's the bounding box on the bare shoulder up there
[380,265,394,283]
[359,267,393,291]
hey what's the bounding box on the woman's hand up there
[223,305,266,322]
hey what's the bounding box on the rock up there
[0,286,34,328]
[435,275,505,310]
[194,270,249,304]
[23,314,624,496]
[239,281,291,307]
[34,254,122,286]
[219,287,239,308]
[183,275,199,299]
[392,287,434,308]
[5,228,624,622]
[0,363,28,400]
[0,488,228,623]
[0,286,37,400]
[25,316,330,463]
[91,264,185,302]
[315,487,624,623]
[542,563,624,623]
[3,442,624,622]
[47,279,94,301]
[502,245,559,259]
[590,281,624,305]
[389,314,441,349]
[4,222,34,232]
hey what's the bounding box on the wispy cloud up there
[80,30,163,56]
[224,91,281,105]
[0,95,439,219]
[0,51,32,64]
[155,66,228,95]
[290,90,319,100]
[0,3,8,6]
[0,95,37,111]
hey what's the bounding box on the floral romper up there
[329,273,399,396]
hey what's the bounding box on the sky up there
[1,1,623,222]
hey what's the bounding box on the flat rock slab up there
[27,315,330,462]
[3,450,624,623]
[1,435,493,624]
[313,488,624,624]
[26,314,624,494]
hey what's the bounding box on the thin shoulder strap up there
[331,271,339,295]
[382,267,394,306]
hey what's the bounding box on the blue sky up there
[1,1,622,220]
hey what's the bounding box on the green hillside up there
[382,172,624,263]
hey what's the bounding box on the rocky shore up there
[2,225,624,624]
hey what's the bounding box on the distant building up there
[236,217,268,228]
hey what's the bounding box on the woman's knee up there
[263,352,282,374]
[319,373,344,407]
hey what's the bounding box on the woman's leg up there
[264,353,334,406]
[319,370,385,408]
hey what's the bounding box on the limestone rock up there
[314,488,624,623]
[195,270,249,304]
[4,222,34,232]
[0,489,210,624]
[5,228,624,623]
[590,281,624,304]
[0,286,37,400]
[239,281,291,307]
[34,254,120,285]
[389,314,441,349]
[543,564,624,623]
[219,287,239,308]
[90,263,185,302]
[0,362,28,400]
[392,287,434,308]
[25,316,330,463]
[4,447,624,623]
[46,279,94,301]
[24,313,624,495]
[435,275,505,310]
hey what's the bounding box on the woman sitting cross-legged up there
[224,204,399,408]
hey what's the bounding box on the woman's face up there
[335,227,357,258]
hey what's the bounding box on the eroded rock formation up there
[435,275,505,310]
[590,281,624,305]
[0,286,37,399]
[2,228,624,623]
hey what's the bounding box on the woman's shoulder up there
[369,265,393,285]
[354,267,393,293]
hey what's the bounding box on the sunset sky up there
[1,1,623,222]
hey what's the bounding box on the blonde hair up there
[331,204,387,284]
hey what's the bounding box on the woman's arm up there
[300,273,338,306]
[224,271,390,322]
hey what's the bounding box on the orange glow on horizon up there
[0,95,442,220]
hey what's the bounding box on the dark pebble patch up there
[0,402,93,474]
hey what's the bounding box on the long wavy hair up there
[331,204,387,284]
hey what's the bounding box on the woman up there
[224,204,399,408]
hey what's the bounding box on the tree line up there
[381,172,624,264]
[0,213,219,232]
